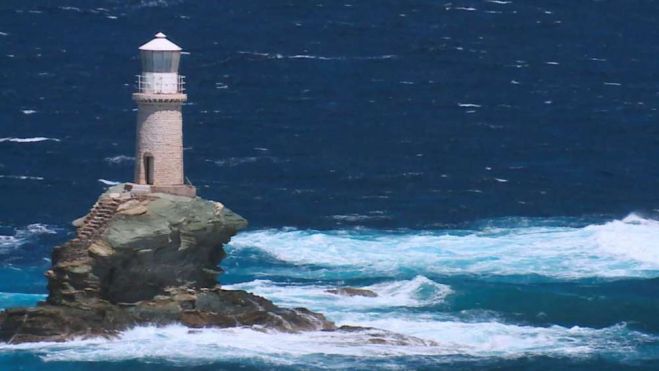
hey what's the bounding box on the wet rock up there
[334,326,439,347]
[326,287,378,298]
[0,184,431,347]
[0,185,335,344]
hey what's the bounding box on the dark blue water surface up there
[2,0,659,370]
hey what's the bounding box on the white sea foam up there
[0,320,652,365]
[330,213,391,223]
[228,214,659,279]
[98,179,120,186]
[213,156,260,167]
[59,6,82,12]
[238,51,397,61]
[485,0,512,4]
[104,155,134,164]
[134,0,186,9]
[335,314,654,358]
[0,224,57,253]
[0,175,44,181]
[225,276,452,312]
[0,137,60,143]
[24,224,57,235]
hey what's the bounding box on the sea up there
[1,0,659,369]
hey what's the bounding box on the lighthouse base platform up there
[123,183,197,198]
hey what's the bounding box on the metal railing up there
[136,74,186,94]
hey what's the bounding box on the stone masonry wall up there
[134,101,185,185]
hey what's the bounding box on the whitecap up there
[0,223,58,253]
[0,137,60,143]
[59,6,82,12]
[104,155,134,165]
[330,213,391,222]
[586,214,659,266]
[0,175,44,181]
[237,51,397,61]
[228,214,659,279]
[0,321,653,365]
[211,156,282,167]
[133,0,185,9]
[335,314,655,359]
[25,223,57,235]
[98,179,120,186]
[213,156,259,167]
[225,276,452,312]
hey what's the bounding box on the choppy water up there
[2,0,659,369]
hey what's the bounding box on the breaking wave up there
[225,276,452,311]
[0,321,653,367]
[0,224,57,254]
[228,214,659,280]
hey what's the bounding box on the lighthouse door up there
[144,155,154,185]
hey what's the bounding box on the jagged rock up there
[88,240,114,257]
[326,288,379,298]
[0,286,335,344]
[0,184,432,347]
[0,184,336,344]
[72,216,85,228]
[332,326,438,346]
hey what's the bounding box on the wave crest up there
[228,214,659,279]
[225,276,452,311]
[0,322,653,365]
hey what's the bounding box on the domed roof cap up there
[139,32,182,51]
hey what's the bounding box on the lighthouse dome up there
[139,32,182,51]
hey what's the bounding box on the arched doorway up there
[144,154,154,185]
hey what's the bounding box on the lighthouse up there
[132,32,195,197]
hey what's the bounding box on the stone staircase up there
[77,197,122,241]
[47,196,125,305]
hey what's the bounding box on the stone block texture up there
[134,100,185,185]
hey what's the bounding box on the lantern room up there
[136,32,184,94]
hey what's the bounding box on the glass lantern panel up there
[140,51,181,73]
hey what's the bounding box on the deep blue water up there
[2,0,659,369]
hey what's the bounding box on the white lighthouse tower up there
[132,32,195,197]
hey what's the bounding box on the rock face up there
[0,185,334,343]
[326,288,379,298]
